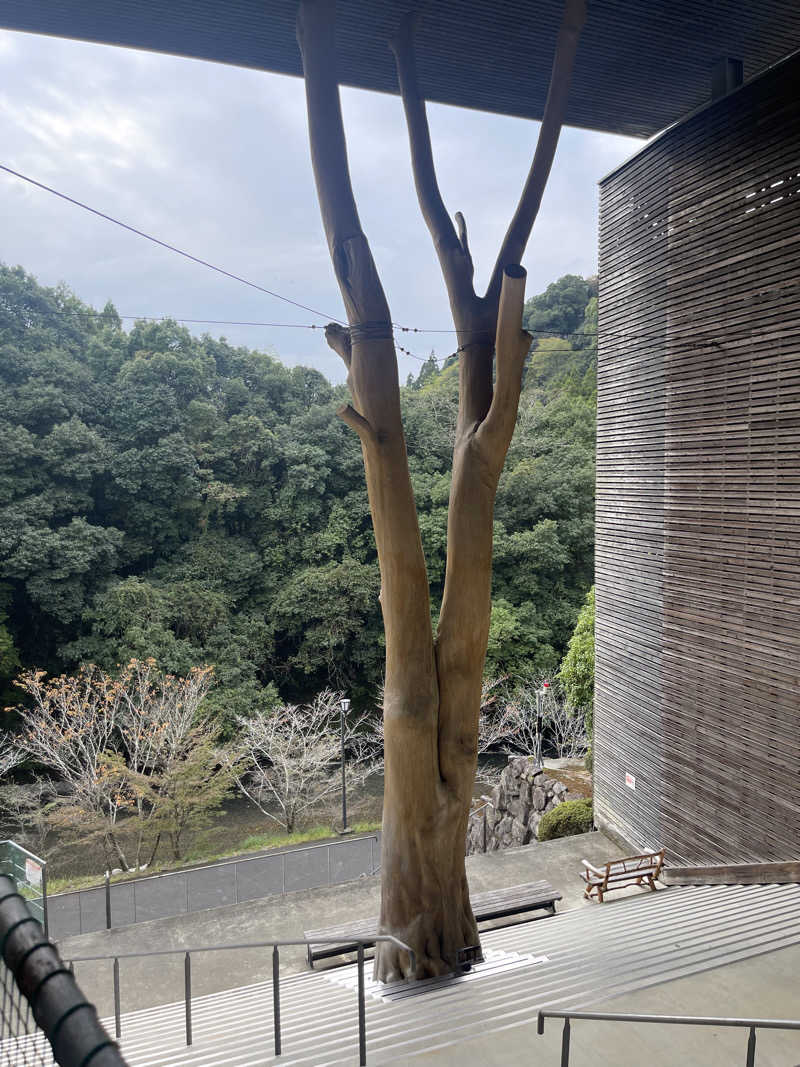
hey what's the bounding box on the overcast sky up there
[0,28,640,383]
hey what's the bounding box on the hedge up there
[537,797,593,841]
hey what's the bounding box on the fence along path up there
[48,834,379,940]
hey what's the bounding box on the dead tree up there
[296,0,585,981]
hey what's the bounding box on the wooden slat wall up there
[595,53,800,866]
[5,1,800,139]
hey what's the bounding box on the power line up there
[0,165,730,361]
[11,299,734,366]
[1,161,598,344]
[2,163,607,352]
[37,306,601,341]
[113,315,325,329]
[0,163,345,325]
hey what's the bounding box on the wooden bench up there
[581,849,665,902]
[304,879,561,967]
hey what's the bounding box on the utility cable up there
[42,308,601,340]
[1,165,728,362]
[0,163,345,325]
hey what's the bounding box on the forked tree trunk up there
[296,0,585,981]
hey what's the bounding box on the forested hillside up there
[0,265,596,727]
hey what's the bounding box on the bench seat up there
[581,849,665,902]
[304,879,561,967]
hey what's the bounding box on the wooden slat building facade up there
[594,52,800,866]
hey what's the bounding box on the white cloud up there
[0,26,641,381]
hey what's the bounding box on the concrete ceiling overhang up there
[3,1,800,138]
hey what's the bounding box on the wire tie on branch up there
[457,331,494,349]
[349,320,395,343]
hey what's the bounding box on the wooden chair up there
[581,849,665,902]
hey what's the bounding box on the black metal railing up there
[70,934,415,1066]
[0,874,126,1066]
[537,1009,800,1066]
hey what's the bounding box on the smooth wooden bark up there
[298,0,581,981]
[486,0,587,304]
[298,0,443,980]
[379,268,530,981]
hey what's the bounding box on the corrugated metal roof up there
[3,1,800,138]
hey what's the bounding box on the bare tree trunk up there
[146,832,161,868]
[297,0,584,981]
[105,830,128,872]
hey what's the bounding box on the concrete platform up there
[62,831,627,1015]
[11,875,800,1066]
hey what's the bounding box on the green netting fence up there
[0,843,47,937]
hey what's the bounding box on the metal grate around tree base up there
[323,949,549,1002]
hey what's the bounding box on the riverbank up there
[32,757,590,893]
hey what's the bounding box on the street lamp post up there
[339,697,351,833]
[535,681,550,768]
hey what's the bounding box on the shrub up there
[537,797,593,841]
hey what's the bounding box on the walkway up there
[82,883,800,1065]
[61,831,627,1014]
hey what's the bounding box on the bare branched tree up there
[115,659,218,867]
[475,677,514,783]
[505,679,588,760]
[296,0,585,979]
[13,666,131,869]
[11,661,231,870]
[233,690,377,833]
[477,677,513,754]
[0,738,56,855]
[0,737,23,780]
[0,776,57,857]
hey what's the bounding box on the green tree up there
[558,585,595,739]
[523,273,597,337]
[0,261,597,733]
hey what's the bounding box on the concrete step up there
[4,883,800,1065]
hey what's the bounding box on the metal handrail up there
[0,840,49,938]
[537,1009,800,1066]
[468,798,495,852]
[70,934,415,1066]
[0,876,125,1066]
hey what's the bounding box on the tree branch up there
[454,212,473,277]
[435,267,530,797]
[325,322,351,367]
[298,0,437,715]
[296,0,391,327]
[390,12,474,307]
[486,0,586,303]
[477,265,532,465]
[337,402,377,444]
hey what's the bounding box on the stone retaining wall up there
[467,756,567,854]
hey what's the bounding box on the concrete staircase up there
[8,883,800,1065]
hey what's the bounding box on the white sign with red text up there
[25,857,42,887]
